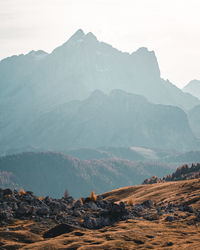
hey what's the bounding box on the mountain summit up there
[1,29,199,110]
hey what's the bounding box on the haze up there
[0,0,200,87]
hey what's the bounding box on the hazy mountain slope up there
[4,90,198,152]
[188,105,200,138]
[66,147,147,161]
[163,150,200,163]
[0,152,175,197]
[66,147,177,161]
[183,80,200,99]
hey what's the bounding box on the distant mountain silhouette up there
[183,80,200,99]
[1,29,199,112]
[66,147,158,161]
[0,152,175,197]
[67,147,200,164]
[0,90,199,153]
[162,150,200,163]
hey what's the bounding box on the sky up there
[0,0,200,88]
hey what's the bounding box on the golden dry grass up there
[0,178,200,249]
[126,197,134,206]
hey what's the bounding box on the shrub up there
[79,198,84,206]
[90,190,97,202]
[19,189,26,196]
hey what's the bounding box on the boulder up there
[15,206,29,218]
[36,207,49,216]
[141,200,153,208]
[87,201,98,211]
[3,189,13,196]
[83,215,98,229]
[165,216,175,222]
[74,200,82,209]
[43,223,75,238]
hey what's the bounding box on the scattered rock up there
[164,242,174,246]
[142,200,153,208]
[0,187,196,230]
[15,206,29,218]
[3,189,13,196]
[74,200,82,209]
[133,239,144,244]
[183,205,194,213]
[43,223,75,238]
[165,216,175,222]
[36,207,49,216]
[87,201,98,211]
[83,215,98,229]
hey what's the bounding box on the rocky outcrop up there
[1,187,200,230]
[143,163,200,184]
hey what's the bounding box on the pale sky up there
[0,0,200,88]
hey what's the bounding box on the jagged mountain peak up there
[85,31,97,41]
[67,30,98,45]
[27,50,48,56]
[183,79,200,99]
[68,29,85,41]
[132,47,154,56]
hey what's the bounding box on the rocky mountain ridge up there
[143,163,200,184]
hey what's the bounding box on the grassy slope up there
[0,178,200,249]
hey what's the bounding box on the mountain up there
[1,90,198,153]
[183,80,200,99]
[163,150,200,163]
[0,152,176,197]
[1,29,200,155]
[188,105,200,138]
[67,147,200,164]
[1,29,199,111]
[66,147,160,161]
[0,30,199,149]
[143,163,200,184]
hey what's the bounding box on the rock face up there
[143,163,200,184]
